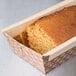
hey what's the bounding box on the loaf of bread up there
[26,6,76,54]
[14,6,76,54]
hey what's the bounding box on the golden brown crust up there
[20,31,28,46]
[36,6,76,45]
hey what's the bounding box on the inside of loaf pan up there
[2,0,76,55]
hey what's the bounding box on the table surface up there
[0,0,76,76]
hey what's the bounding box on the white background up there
[0,0,76,76]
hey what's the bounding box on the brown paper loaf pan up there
[2,0,76,74]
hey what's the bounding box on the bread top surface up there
[35,6,76,45]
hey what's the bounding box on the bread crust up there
[36,6,76,45]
